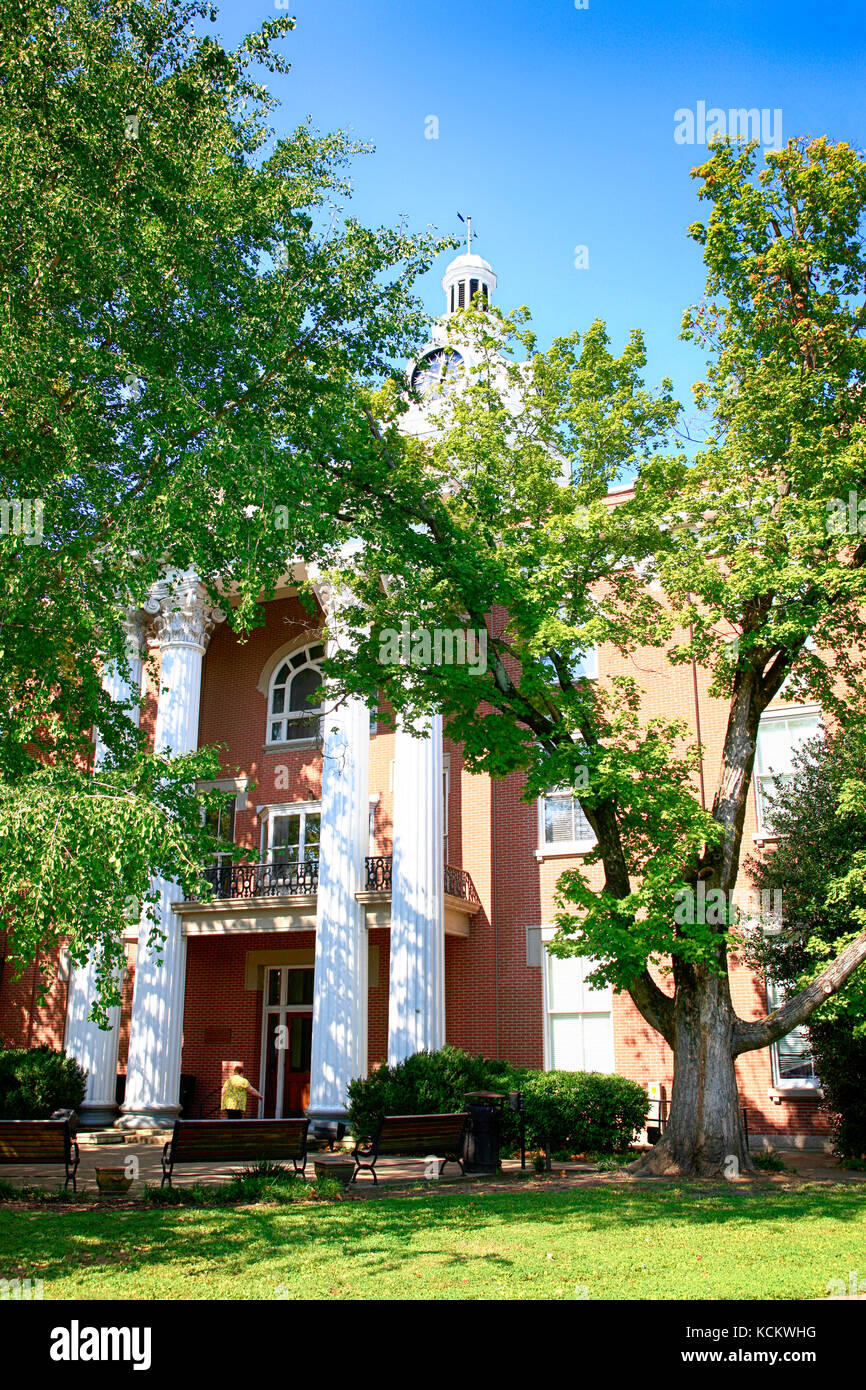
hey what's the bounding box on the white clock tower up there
[402,244,499,440]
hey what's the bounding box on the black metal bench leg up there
[66,1148,79,1191]
[439,1156,464,1177]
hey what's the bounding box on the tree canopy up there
[0,0,444,1013]
[3,0,865,1174]
[747,722,866,1035]
[315,136,866,1171]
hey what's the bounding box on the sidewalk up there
[2,1135,863,1195]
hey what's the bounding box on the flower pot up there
[95,1167,133,1195]
[313,1158,355,1188]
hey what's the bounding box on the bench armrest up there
[351,1142,375,1160]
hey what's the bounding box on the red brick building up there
[0,251,829,1149]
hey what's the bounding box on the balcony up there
[199,860,320,899]
[175,857,481,937]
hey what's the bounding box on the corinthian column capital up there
[144,573,226,653]
[120,608,149,661]
[307,553,366,657]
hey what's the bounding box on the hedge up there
[809,1025,866,1163]
[0,1046,87,1119]
[521,1070,649,1153]
[346,1046,649,1154]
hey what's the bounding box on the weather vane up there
[457,212,477,255]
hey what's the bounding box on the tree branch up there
[733,929,866,1054]
[627,969,676,1046]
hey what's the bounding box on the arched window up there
[267,644,325,743]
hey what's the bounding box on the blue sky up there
[212,0,864,429]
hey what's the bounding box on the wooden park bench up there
[160,1117,310,1188]
[351,1112,469,1185]
[0,1118,80,1191]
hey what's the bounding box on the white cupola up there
[441,250,497,317]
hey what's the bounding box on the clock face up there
[411,348,464,398]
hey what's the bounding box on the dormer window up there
[268,644,325,744]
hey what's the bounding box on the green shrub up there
[225,1163,330,1204]
[809,1026,866,1164]
[142,1170,338,1206]
[0,1180,80,1203]
[521,1071,649,1153]
[591,1151,634,1170]
[752,1149,788,1173]
[346,1046,648,1155]
[346,1045,526,1142]
[0,1046,86,1119]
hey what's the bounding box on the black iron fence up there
[197,860,319,899]
[444,864,481,904]
[365,855,392,891]
[192,856,481,905]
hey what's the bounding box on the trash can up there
[179,1072,196,1118]
[463,1090,505,1172]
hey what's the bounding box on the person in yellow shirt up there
[221,1063,262,1119]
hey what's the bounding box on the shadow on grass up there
[1,1182,865,1296]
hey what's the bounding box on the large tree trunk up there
[629,963,753,1178]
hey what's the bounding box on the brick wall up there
[0,939,68,1051]
[0,581,831,1143]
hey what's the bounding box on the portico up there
[63,569,469,1130]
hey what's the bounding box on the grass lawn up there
[2,1183,864,1301]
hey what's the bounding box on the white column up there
[387,713,445,1063]
[307,580,370,1125]
[118,577,224,1129]
[65,613,147,1127]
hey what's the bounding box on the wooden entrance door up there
[260,967,314,1118]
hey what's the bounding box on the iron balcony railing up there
[198,860,320,900]
[443,864,481,905]
[364,859,480,902]
[192,857,480,905]
[364,855,392,891]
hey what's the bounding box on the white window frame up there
[259,802,322,865]
[540,927,615,1074]
[541,639,599,684]
[201,797,236,869]
[776,636,818,699]
[368,793,380,857]
[536,788,597,860]
[754,703,822,838]
[197,778,247,869]
[572,644,599,680]
[266,643,325,747]
[765,980,821,1092]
